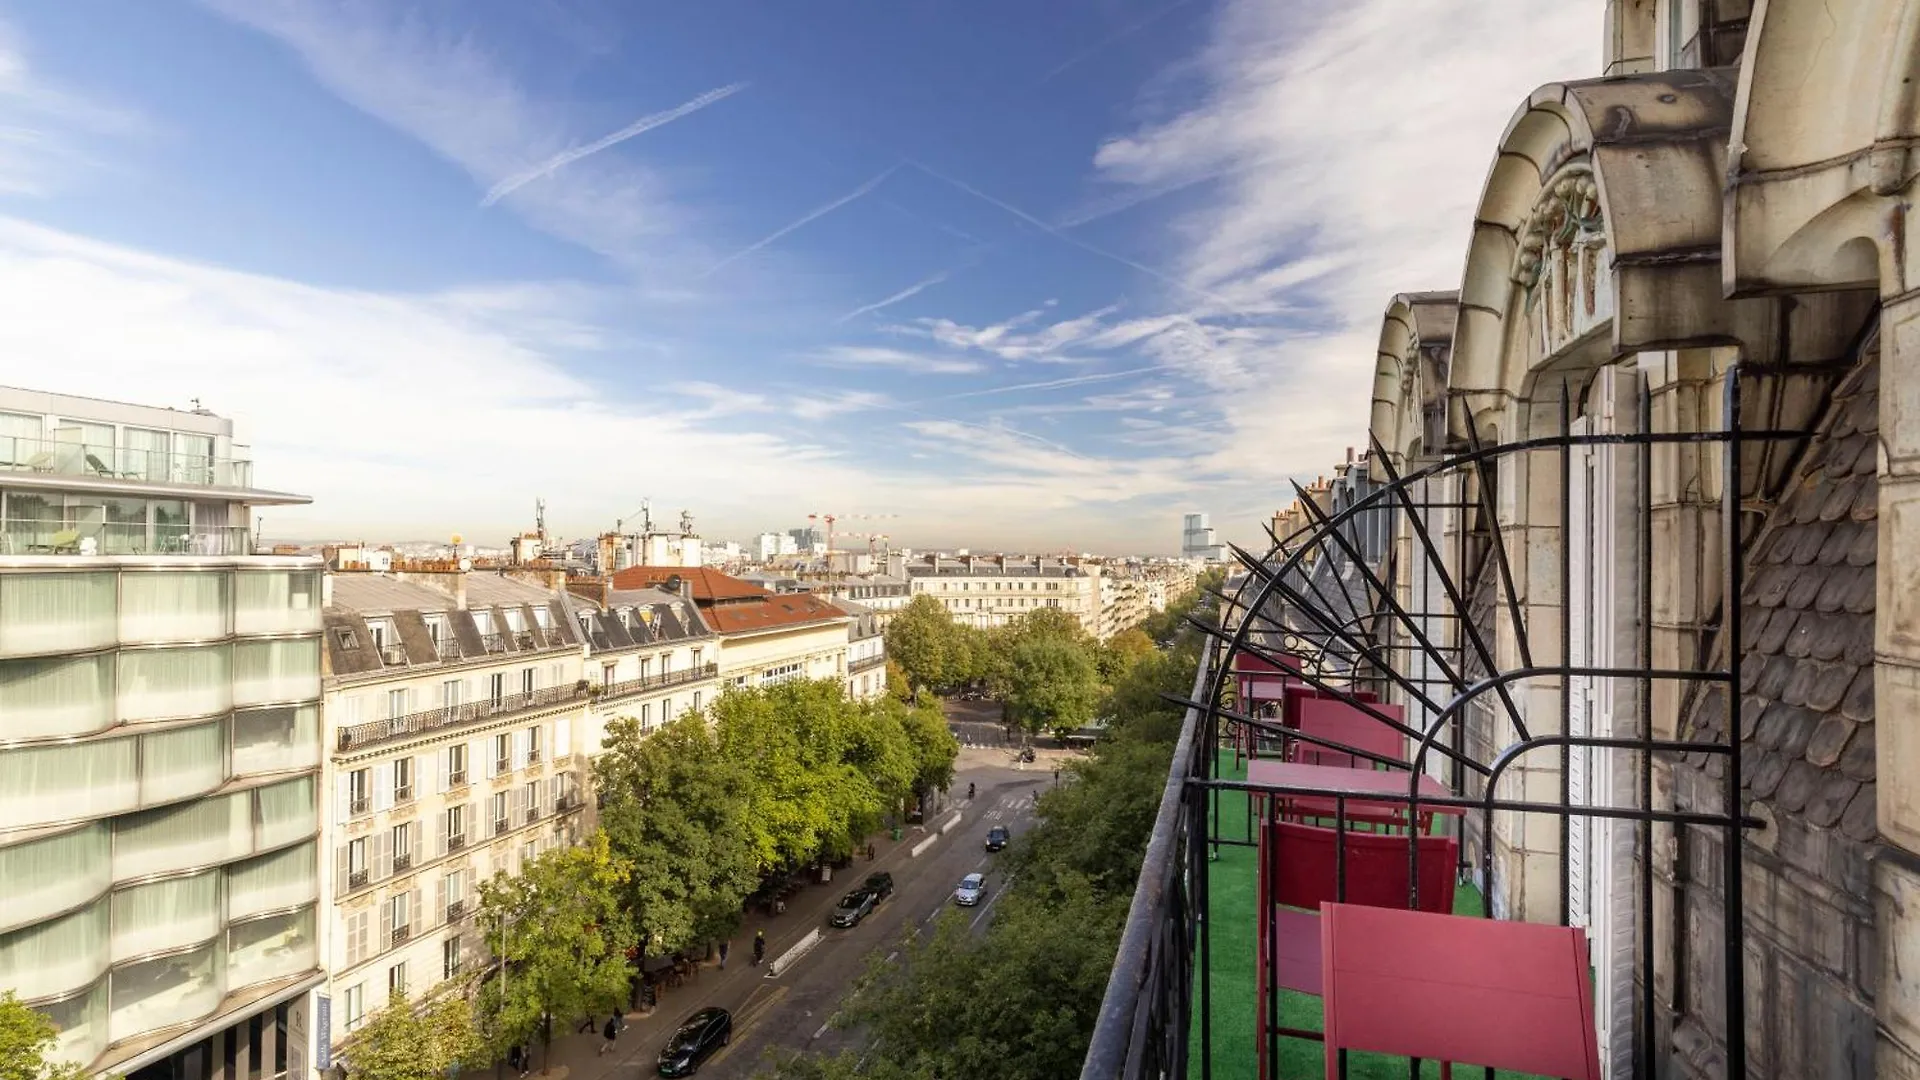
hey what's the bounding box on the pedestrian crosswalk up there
[981,793,1036,821]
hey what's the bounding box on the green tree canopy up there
[884,595,955,697]
[593,713,761,958]
[897,699,960,795]
[0,992,88,1080]
[1096,627,1157,682]
[348,991,485,1080]
[475,834,635,1066]
[1003,636,1101,737]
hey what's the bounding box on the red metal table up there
[1318,903,1600,1079]
[1246,759,1461,830]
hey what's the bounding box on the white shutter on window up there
[372,831,392,880]
[335,844,352,898]
[410,820,424,861]
[432,876,446,928]
[334,774,352,823]
[476,738,492,779]
[513,729,529,771]
[555,716,572,757]
[373,762,394,811]
[434,807,448,856]
[411,889,423,931]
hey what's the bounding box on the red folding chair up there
[1290,704,1407,769]
[1256,819,1458,1080]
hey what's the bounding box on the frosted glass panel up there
[0,825,110,935]
[227,906,315,989]
[232,705,320,776]
[40,981,106,1068]
[0,572,115,656]
[139,722,227,805]
[110,873,220,962]
[228,843,317,919]
[234,571,321,636]
[0,738,137,831]
[118,645,230,722]
[108,942,220,1043]
[255,777,315,850]
[113,794,252,880]
[0,903,108,1000]
[0,652,113,738]
[232,638,320,707]
[119,572,230,643]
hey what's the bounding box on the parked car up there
[864,872,894,901]
[656,1007,731,1076]
[954,872,987,906]
[985,826,1010,852]
[830,887,877,928]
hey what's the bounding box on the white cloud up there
[0,17,143,196]
[810,345,985,376]
[480,82,749,207]
[835,270,949,324]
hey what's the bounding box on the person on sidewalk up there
[866,842,876,860]
[597,1011,625,1056]
[719,940,729,969]
[752,930,766,966]
[577,1014,596,1034]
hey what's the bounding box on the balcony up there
[515,630,536,650]
[494,757,512,777]
[338,681,588,752]
[849,654,888,675]
[378,644,408,666]
[525,806,542,825]
[479,633,507,654]
[555,793,582,813]
[446,900,466,922]
[433,639,461,662]
[493,817,511,838]
[390,925,411,947]
[348,869,369,890]
[528,747,542,765]
[0,518,253,557]
[392,852,412,872]
[350,797,370,817]
[395,784,414,804]
[447,769,468,787]
[596,662,720,704]
[0,435,254,489]
[447,833,466,852]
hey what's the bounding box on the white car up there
[954,872,987,906]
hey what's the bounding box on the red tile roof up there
[702,593,848,635]
[608,566,769,602]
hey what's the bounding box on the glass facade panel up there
[118,645,231,722]
[232,705,319,776]
[39,980,106,1067]
[227,843,316,920]
[0,652,114,739]
[232,639,319,708]
[0,738,138,831]
[110,872,220,963]
[140,722,228,806]
[0,825,111,935]
[121,428,170,483]
[121,572,230,643]
[254,778,315,851]
[0,902,108,1001]
[114,794,252,881]
[0,571,116,656]
[233,571,320,636]
[108,941,221,1043]
[226,906,315,990]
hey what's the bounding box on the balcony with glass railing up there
[0,436,254,489]
[0,518,252,556]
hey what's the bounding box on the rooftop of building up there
[609,564,770,602]
[906,555,1086,578]
[322,570,582,680]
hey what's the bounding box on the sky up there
[0,0,1599,555]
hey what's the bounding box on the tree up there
[0,992,88,1080]
[1096,627,1156,682]
[898,699,960,796]
[884,595,955,699]
[349,991,485,1080]
[1003,636,1101,738]
[475,834,635,1071]
[884,658,913,702]
[593,714,761,959]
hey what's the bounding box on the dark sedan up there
[985,826,1010,852]
[829,887,877,928]
[657,1007,731,1076]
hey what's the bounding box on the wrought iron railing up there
[848,654,888,674]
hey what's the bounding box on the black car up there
[864,872,894,901]
[985,826,1010,852]
[657,1007,731,1076]
[830,887,877,928]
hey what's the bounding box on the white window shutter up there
[434,807,448,856]
[420,752,438,795]
[335,844,351,898]
[372,831,391,880]
[411,820,424,860]
[334,774,352,823]
[412,889,423,931]
[373,762,394,811]
[477,738,494,779]
[555,716,572,757]
[513,730,529,770]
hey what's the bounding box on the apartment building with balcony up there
[607,567,849,692]
[831,599,886,701]
[0,388,324,1080]
[904,554,1101,637]
[574,584,721,745]
[315,570,591,1054]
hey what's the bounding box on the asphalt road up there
[647,760,1044,1077]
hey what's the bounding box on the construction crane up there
[807,513,837,557]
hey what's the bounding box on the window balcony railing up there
[525,806,542,825]
[379,644,408,667]
[539,627,566,647]
[849,654,888,675]
[0,519,253,557]
[394,784,414,804]
[596,662,720,704]
[433,639,461,662]
[447,768,468,787]
[527,747,542,765]
[350,797,370,817]
[493,817,511,838]
[392,852,412,873]
[515,630,536,650]
[0,436,254,489]
[480,633,507,654]
[390,925,411,947]
[446,900,465,922]
[555,793,582,813]
[447,833,466,852]
[348,869,369,890]
[494,757,512,777]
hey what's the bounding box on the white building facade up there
[904,555,1102,637]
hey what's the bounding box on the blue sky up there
[0,0,1597,553]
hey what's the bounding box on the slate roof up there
[1686,351,1878,845]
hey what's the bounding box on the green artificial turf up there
[1189,751,1548,1080]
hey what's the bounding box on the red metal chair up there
[1256,819,1458,1080]
[1290,701,1407,770]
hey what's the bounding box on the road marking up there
[969,874,1015,931]
[813,1020,832,1040]
[885,950,898,962]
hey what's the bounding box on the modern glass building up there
[0,386,322,1080]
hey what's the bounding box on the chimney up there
[1346,445,1355,463]
[321,571,334,609]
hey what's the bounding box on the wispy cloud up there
[835,270,949,323]
[1039,0,1194,84]
[0,17,144,196]
[938,365,1166,402]
[811,345,984,376]
[480,82,748,207]
[701,164,900,279]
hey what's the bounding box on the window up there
[347,838,369,889]
[394,758,413,802]
[489,673,505,704]
[493,733,511,775]
[691,648,703,668]
[335,628,359,650]
[389,894,410,942]
[447,743,468,786]
[521,668,535,695]
[532,606,552,629]
[443,936,462,979]
[521,842,537,867]
[601,663,615,688]
[525,781,541,821]
[638,657,652,679]
[660,653,672,675]
[493,792,510,836]
[391,824,411,870]
[692,691,702,711]
[349,769,370,815]
[638,703,652,727]
[388,961,407,996]
[343,983,365,1031]
[527,726,542,763]
[440,679,462,713]
[662,696,672,719]
[385,689,409,721]
[445,805,466,849]
[369,619,394,649]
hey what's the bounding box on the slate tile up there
[1783,616,1818,659]
[1845,391,1879,437]
[1841,784,1877,843]
[1804,662,1857,714]
[1804,612,1851,662]
[1757,613,1800,658]
[1813,567,1854,613]
[1847,521,1879,567]
[1741,658,1763,693]
[1842,617,1877,666]
[1852,485,1879,522]
[1749,748,1787,799]
[1755,564,1799,608]
[1853,437,1880,475]
[1803,713,1858,768]
[1753,701,1800,750]
[1780,661,1819,707]
[1706,753,1726,780]
[1822,437,1864,478]
[1792,482,1827,525]
[1840,668,1874,723]
[1816,520,1860,566]
[1806,775,1860,829]
[1784,567,1826,612]
[1792,521,1835,565]
[1740,694,1768,740]
[1839,724,1876,780]
[1694,685,1726,736]
[1755,528,1792,565]
[1819,476,1861,522]
[1774,758,1819,813]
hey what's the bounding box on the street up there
[522,750,1063,1080]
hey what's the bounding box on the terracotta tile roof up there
[702,592,848,635]
[608,566,770,602]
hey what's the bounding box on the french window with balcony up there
[348,768,370,816]
[389,893,412,946]
[347,838,369,890]
[444,805,466,852]
[490,673,506,706]
[385,688,408,721]
[493,792,510,837]
[493,732,512,776]
[442,937,462,980]
[391,823,412,872]
[446,743,468,787]
[521,667,535,695]
[527,725,542,765]
[524,781,541,823]
[393,757,414,803]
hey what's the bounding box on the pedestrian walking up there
[1053,768,1060,784]
[866,842,876,860]
[597,1011,624,1056]
[752,929,766,966]
[576,1013,596,1034]
[719,940,729,969]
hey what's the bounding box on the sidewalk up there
[471,818,937,1080]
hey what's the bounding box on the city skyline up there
[0,1,1594,552]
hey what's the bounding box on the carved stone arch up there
[1368,291,1457,482]
[1725,0,1920,296]
[1447,68,1762,444]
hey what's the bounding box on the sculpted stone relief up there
[1516,168,1613,360]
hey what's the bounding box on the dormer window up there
[532,606,553,629]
